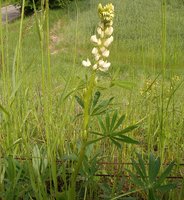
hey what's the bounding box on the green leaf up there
[32,145,41,175]
[98,117,107,133]
[148,189,157,200]
[114,135,139,144]
[89,131,104,136]
[56,191,68,200]
[157,161,175,185]
[87,137,105,146]
[91,97,114,116]
[127,169,145,188]
[137,153,147,178]
[113,114,126,131]
[158,183,176,192]
[92,91,101,108]
[110,137,122,149]
[148,154,160,183]
[75,95,84,108]
[110,110,118,131]
[131,158,146,182]
[112,125,138,136]
[92,109,108,116]
[105,112,110,132]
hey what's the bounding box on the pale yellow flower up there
[105,27,113,36]
[92,47,98,55]
[82,58,91,67]
[104,36,114,47]
[90,35,98,44]
[102,49,110,57]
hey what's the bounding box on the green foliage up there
[127,153,176,200]
[19,0,73,13]
[88,110,139,148]
[75,91,114,118]
[1,157,31,199]
[99,177,135,200]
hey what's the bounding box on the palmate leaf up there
[94,111,139,148]
[127,153,176,200]
[91,97,114,116]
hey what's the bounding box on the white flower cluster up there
[82,3,114,72]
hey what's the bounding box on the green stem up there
[83,72,96,135]
[69,72,96,199]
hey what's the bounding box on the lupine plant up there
[67,3,139,199]
[127,154,176,200]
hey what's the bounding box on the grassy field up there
[0,0,184,199]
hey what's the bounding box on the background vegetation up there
[0,0,184,199]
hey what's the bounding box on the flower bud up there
[93,64,98,70]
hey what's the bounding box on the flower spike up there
[82,3,114,72]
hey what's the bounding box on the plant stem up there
[69,72,96,199]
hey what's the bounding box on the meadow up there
[0,0,184,199]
